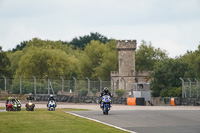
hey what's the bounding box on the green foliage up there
[151,59,196,97]
[78,88,88,96]
[115,89,124,97]
[91,88,98,95]
[160,87,181,97]
[7,37,117,80]
[167,87,182,97]
[68,32,109,49]
[12,41,27,52]
[136,40,168,71]
[178,46,200,78]
[92,40,118,80]
[11,81,60,94]
[15,47,80,79]
[12,81,34,94]
[82,40,118,80]
[7,50,23,76]
[0,46,11,77]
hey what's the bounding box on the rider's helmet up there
[15,97,18,101]
[28,93,33,97]
[103,87,109,92]
[8,96,12,101]
[50,94,53,98]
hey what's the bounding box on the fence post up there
[187,78,192,98]
[111,78,114,97]
[61,77,64,94]
[73,77,77,93]
[33,76,36,96]
[73,77,77,103]
[19,76,22,94]
[3,75,6,92]
[98,77,102,93]
[86,77,90,93]
[194,78,199,98]
[45,75,50,95]
[180,77,185,98]
[121,77,126,98]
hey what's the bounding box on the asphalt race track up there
[71,110,200,133]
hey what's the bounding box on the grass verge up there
[0,108,127,133]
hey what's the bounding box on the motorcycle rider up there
[47,94,56,107]
[27,93,34,101]
[5,96,12,108]
[100,87,112,97]
[100,87,112,108]
[15,97,21,105]
[26,93,34,108]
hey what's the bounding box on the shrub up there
[91,88,98,96]
[11,81,60,94]
[115,89,124,97]
[78,88,88,96]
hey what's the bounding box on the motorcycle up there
[26,100,35,111]
[13,101,18,111]
[48,100,56,111]
[101,95,111,115]
[6,101,13,111]
[16,100,21,111]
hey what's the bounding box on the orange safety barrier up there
[171,98,175,106]
[127,97,136,105]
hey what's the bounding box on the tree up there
[178,45,200,78]
[12,41,27,52]
[135,41,168,71]
[81,40,106,78]
[7,50,23,76]
[15,47,81,79]
[0,46,10,77]
[92,39,118,80]
[80,40,118,80]
[150,59,196,97]
[68,32,109,49]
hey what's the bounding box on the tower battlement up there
[117,40,136,50]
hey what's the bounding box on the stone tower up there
[111,40,137,94]
[117,40,136,77]
[111,40,151,98]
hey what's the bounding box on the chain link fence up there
[0,77,112,97]
[180,78,200,98]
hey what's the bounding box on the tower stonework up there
[117,40,136,77]
[111,40,151,98]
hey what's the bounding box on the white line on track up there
[67,112,137,133]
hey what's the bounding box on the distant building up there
[111,40,151,100]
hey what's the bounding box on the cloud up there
[0,0,199,57]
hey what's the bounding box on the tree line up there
[0,32,199,97]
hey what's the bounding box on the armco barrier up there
[127,98,136,105]
[171,98,175,106]
[127,97,145,105]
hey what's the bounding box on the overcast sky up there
[0,0,200,57]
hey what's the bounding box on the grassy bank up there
[0,108,127,133]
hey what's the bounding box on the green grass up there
[0,108,127,133]
[0,107,5,110]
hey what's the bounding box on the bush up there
[78,88,88,96]
[11,81,60,94]
[160,87,182,97]
[115,89,124,97]
[91,88,98,96]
